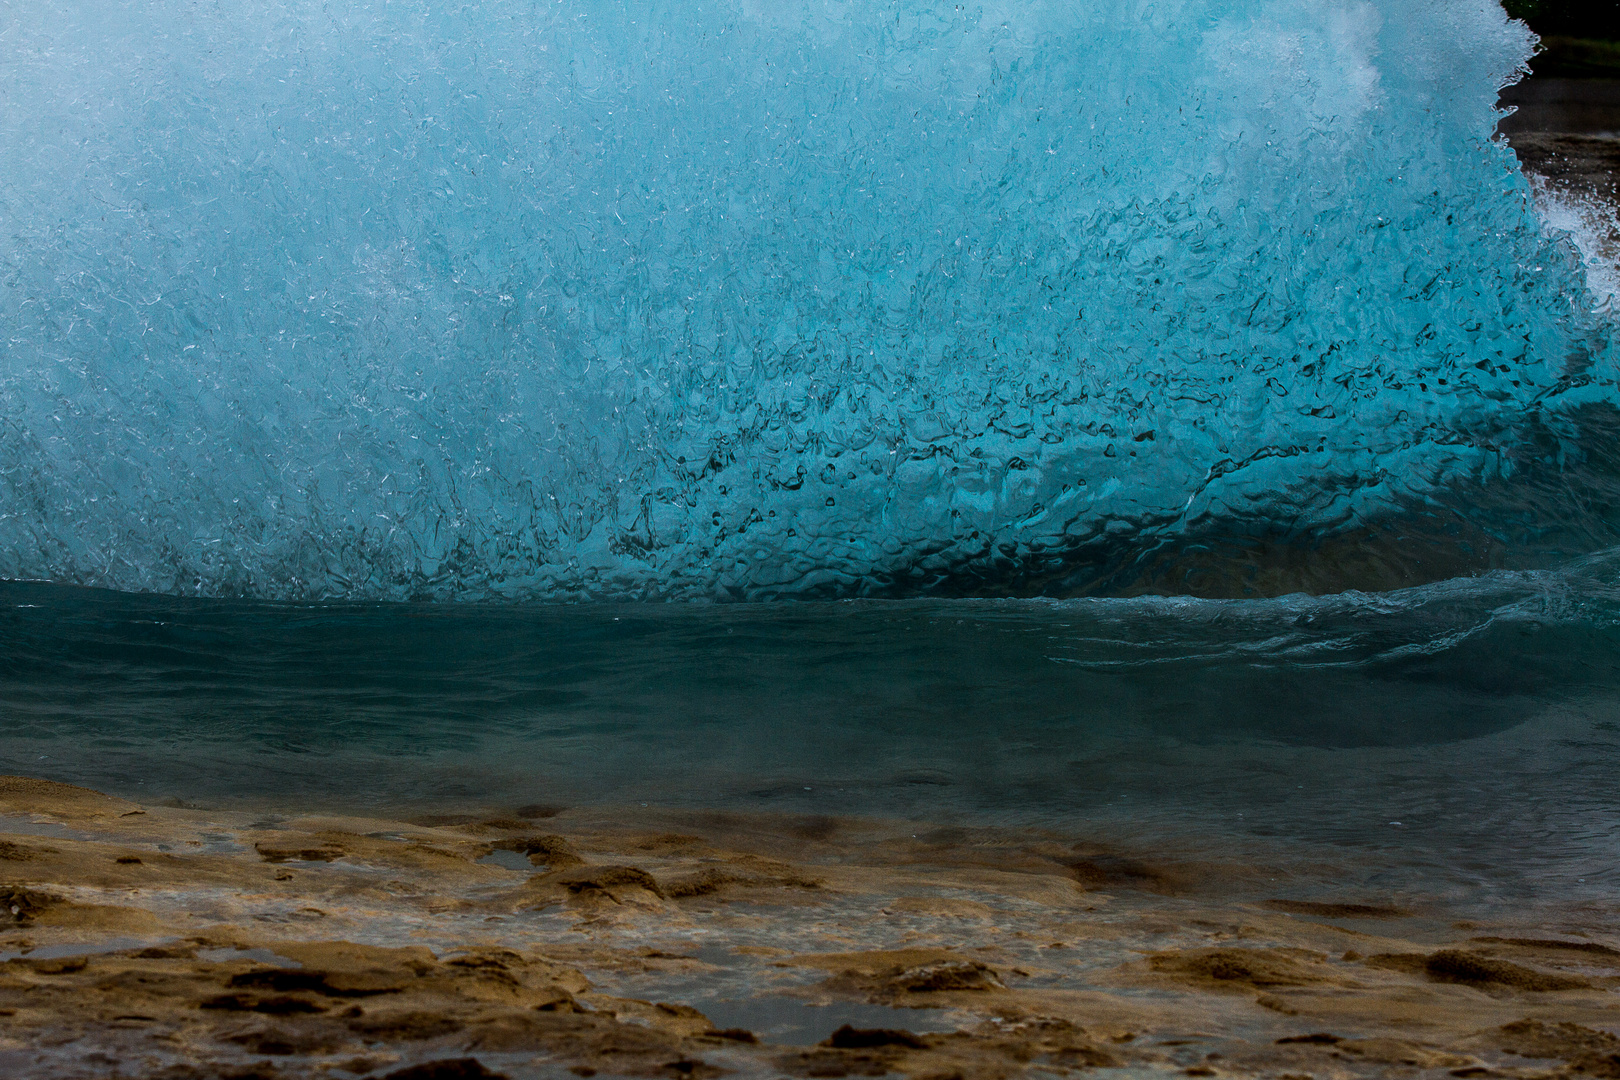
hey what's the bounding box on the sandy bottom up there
[0,774,1617,1079]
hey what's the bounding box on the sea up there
[2,0,1619,930]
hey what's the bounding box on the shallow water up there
[5,564,1619,917]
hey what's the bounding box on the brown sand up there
[1,776,1617,1078]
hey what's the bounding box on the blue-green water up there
[5,562,1620,911]
[4,0,1618,602]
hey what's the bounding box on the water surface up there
[6,565,1619,917]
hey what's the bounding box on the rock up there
[1148,948,1341,991]
[254,840,346,863]
[1366,951,1590,992]
[0,886,59,924]
[545,865,665,900]
[1263,900,1409,919]
[889,960,1004,992]
[823,1025,927,1050]
[662,866,822,898]
[488,835,583,868]
[381,1061,509,1080]
[1494,1019,1620,1062]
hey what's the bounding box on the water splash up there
[1531,174,1620,313]
[0,0,1614,599]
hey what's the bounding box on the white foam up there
[1529,171,1620,315]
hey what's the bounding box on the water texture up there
[5,566,1620,908]
[3,0,1615,600]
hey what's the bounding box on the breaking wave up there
[1,0,1615,599]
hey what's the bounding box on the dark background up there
[1504,0,1620,77]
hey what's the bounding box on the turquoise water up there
[3,0,1618,600]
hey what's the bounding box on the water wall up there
[1,0,1614,600]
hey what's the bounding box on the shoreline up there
[2,776,1617,1079]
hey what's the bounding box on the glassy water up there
[5,564,1619,914]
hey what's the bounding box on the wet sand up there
[2,776,1617,1079]
[1509,132,1620,200]
[1502,75,1620,247]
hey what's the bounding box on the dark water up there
[5,559,1620,913]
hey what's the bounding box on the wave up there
[1,0,1615,599]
